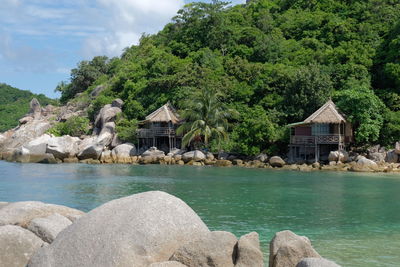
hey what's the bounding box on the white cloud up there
[81,0,185,58]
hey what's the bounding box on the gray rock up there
[46,136,80,160]
[0,201,84,227]
[29,98,41,115]
[170,231,237,267]
[395,142,400,155]
[112,143,136,162]
[357,157,378,168]
[368,152,386,163]
[269,230,320,267]
[77,144,103,160]
[206,152,215,161]
[9,149,57,164]
[385,150,399,163]
[111,134,123,148]
[28,191,210,267]
[112,98,124,108]
[218,151,229,160]
[0,225,44,267]
[182,150,206,162]
[296,257,341,267]
[270,156,286,168]
[142,147,166,159]
[24,134,52,155]
[28,213,72,243]
[328,151,348,163]
[94,104,122,130]
[255,153,268,163]
[19,116,33,125]
[235,232,263,267]
[169,148,185,156]
[150,261,187,267]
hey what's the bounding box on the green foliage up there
[335,83,385,144]
[115,115,138,143]
[0,83,57,132]
[177,87,232,150]
[47,116,90,137]
[52,0,400,152]
[57,56,113,103]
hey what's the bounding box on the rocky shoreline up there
[1,98,399,174]
[0,191,341,267]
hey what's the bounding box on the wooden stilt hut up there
[137,103,182,153]
[288,100,353,163]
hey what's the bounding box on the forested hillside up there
[0,83,57,132]
[56,0,400,155]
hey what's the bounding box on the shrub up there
[116,115,138,142]
[48,116,90,137]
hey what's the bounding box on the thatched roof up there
[288,100,346,127]
[143,103,181,124]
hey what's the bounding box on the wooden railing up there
[290,135,344,145]
[137,127,177,138]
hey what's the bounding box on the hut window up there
[312,124,329,135]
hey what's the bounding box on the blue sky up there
[0,0,245,98]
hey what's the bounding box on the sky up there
[0,0,245,98]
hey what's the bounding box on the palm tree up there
[177,88,232,150]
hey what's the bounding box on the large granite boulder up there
[385,150,399,163]
[28,191,210,267]
[0,225,44,267]
[296,257,341,267]
[27,213,72,243]
[328,151,349,163]
[8,148,57,164]
[182,150,206,162]
[112,143,136,163]
[170,231,237,267]
[0,201,84,227]
[235,232,264,267]
[350,156,379,172]
[24,134,52,155]
[112,98,124,108]
[270,156,286,167]
[94,102,122,132]
[77,143,103,160]
[269,230,320,267]
[0,202,8,209]
[46,136,80,160]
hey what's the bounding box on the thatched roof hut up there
[289,100,346,127]
[142,103,181,124]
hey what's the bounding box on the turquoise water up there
[0,161,400,266]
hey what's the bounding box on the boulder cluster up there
[0,191,341,267]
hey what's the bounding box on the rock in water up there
[111,143,136,163]
[28,191,210,267]
[0,201,84,227]
[385,150,399,163]
[0,225,44,267]
[27,213,72,243]
[269,156,286,167]
[269,230,320,267]
[235,232,264,267]
[170,231,237,267]
[182,150,205,162]
[46,136,80,160]
[296,257,341,267]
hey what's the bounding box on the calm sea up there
[1,161,399,266]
